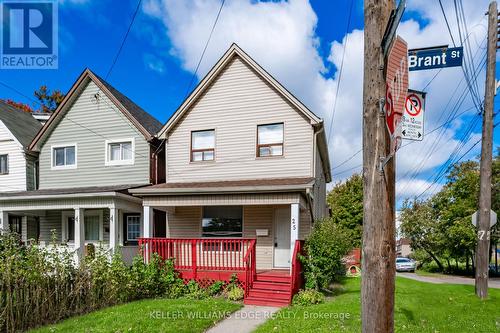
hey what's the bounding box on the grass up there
[255,277,500,333]
[30,298,242,333]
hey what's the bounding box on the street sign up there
[385,36,409,154]
[408,46,463,71]
[472,210,497,228]
[402,90,426,141]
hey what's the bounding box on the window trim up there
[0,154,8,175]
[104,138,135,166]
[190,129,216,163]
[61,210,103,244]
[61,211,75,243]
[126,214,141,242]
[256,122,284,158]
[51,144,77,170]
[201,206,244,238]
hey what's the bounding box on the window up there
[0,155,8,174]
[84,215,100,241]
[9,216,22,234]
[191,130,215,162]
[106,140,134,165]
[257,123,284,157]
[52,146,76,168]
[67,217,75,241]
[202,206,243,238]
[126,215,141,241]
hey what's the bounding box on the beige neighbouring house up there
[130,44,331,306]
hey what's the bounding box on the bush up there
[0,232,185,332]
[209,280,225,296]
[292,289,325,306]
[224,285,244,301]
[185,280,208,299]
[302,219,354,290]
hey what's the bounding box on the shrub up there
[292,289,325,306]
[185,280,208,299]
[302,219,354,290]
[0,232,185,332]
[224,285,244,301]
[209,280,225,296]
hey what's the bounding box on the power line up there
[327,0,355,145]
[184,0,226,98]
[105,0,143,80]
[439,0,457,46]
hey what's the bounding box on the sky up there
[0,0,499,206]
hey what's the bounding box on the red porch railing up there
[291,239,305,295]
[138,238,257,287]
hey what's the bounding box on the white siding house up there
[0,102,41,192]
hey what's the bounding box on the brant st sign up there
[408,46,463,71]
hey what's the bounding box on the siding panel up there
[38,81,150,189]
[0,122,27,192]
[166,57,314,182]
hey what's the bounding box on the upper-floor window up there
[0,155,8,174]
[52,145,76,169]
[257,123,284,157]
[105,139,134,166]
[191,130,215,162]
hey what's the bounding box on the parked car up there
[396,257,416,272]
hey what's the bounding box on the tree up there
[0,99,34,113]
[327,173,363,246]
[34,86,64,113]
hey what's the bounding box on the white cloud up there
[144,53,166,73]
[142,0,490,202]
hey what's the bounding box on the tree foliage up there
[34,85,65,113]
[327,173,363,246]
[400,149,500,272]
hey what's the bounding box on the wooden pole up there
[475,0,497,300]
[362,0,396,332]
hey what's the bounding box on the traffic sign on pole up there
[385,35,409,155]
[402,90,426,141]
[472,210,497,228]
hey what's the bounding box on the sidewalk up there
[397,272,500,289]
[206,305,280,333]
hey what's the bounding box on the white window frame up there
[61,211,75,244]
[84,210,104,243]
[51,144,77,170]
[0,154,8,175]
[104,138,135,166]
[126,214,141,242]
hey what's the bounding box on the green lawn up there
[30,298,242,333]
[255,277,500,333]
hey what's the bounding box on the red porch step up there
[244,271,293,307]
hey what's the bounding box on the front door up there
[274,208,291,268]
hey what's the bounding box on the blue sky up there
[0,0,498,203]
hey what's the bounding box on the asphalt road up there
[397,272,500,289]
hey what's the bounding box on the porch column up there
[74,208,85,260]
[143,206,153,238]
[0,211,7,234]
[21,216,28,243]
[290,203,300,267]
[109,208,119,252]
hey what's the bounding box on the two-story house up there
[130,44,331,306]
[0,102,42,237]
[0,69,163,263]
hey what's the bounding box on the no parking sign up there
[402,90,426,141]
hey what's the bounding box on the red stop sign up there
[385,36,409,152]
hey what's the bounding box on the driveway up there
[397,272,500,289]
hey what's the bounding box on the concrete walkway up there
[206,305,280,333]
[398,272,500,289]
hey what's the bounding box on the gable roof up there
[158,43,331,182]
[157,43,322,138]
[29,68,162,151]
[0,101,42,148]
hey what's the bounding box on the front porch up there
[139,237,304,306]
[0,187,143,264]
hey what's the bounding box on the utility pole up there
[475,0,497,300]
[362,0,396,332]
